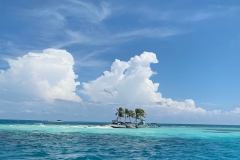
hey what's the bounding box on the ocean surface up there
[0,120,240,159]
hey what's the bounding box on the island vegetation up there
[115,107,147,124]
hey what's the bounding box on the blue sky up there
[0,0,240,124]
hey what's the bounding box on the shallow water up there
[1,120,240,159]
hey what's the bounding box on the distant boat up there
[147,123,161,128]
[55,120,63,122]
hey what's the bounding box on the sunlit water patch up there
[1,120,240,159]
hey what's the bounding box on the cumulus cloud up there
[82,52,160,103]
[81,51,206,114]
[230,107,240,115]
[0,48,81,102]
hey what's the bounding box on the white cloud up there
[230,107,240,115]
[205,109,221,116]
[67,0,111,23]
[24,1,184,48]
[81,51,206,114]
[82,52,159,103]
[0,48,239,123]
[74,48,110,68]
[183,12,213,22]
[158,99,207,115]
[113,28,185,39]
[15,1,113,49]
[22,110,33,113]
[0,48,81,102]
[1,1,187,50]
[32,0,111,25]
[57,27,185,48]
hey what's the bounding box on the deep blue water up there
[1,119,240,159]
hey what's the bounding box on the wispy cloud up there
[67,0,111,23]
[2,2,240,54]
[0,41,32,58]
[52,30,91,48]
[74,48,111,68]
[14,1,190,49]
[134,4,240,23]
[182,5,240,22]
[56,27,186,48]
[30,0,111,25]
[113,27,185,39]
[1,0,112,51]
[183,12,213,22]
[1,1,193,53]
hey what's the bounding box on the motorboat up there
[126,123,136,128]
[111,120,126,128]
[111,124,126,128]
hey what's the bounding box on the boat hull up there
[111,125,126,128]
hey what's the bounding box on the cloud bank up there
[0,48,81,102]
[0,49,239,124]
[81,51,206,114]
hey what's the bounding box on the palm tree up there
[134,108,141,123]
[115,107,124,122]
[124,108,130,123]
[139,108,147,119]
[128,110,135,123]
[134,108,147,123]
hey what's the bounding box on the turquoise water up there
[1,120,240,159]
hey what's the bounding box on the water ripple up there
[1,131,240,159]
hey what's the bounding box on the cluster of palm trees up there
[115,107,147,123]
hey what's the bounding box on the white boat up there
[111,124,126,128]
[111,120,126,128]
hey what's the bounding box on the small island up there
[111,107,160,128]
